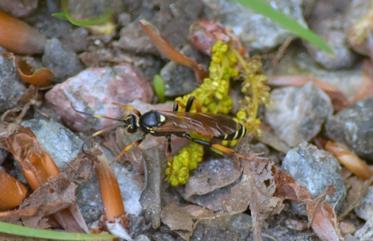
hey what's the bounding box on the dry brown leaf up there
[273,167,343,241]
[0,125,88,232]
[353,60,373,103]
[340,176,371,218]
[325,141,373,180]
[139,19,207,82]
[16,58,53,87]
[0,11,46,54]
[188,20,245,56]
[307,201,342,241]
[88,145,128,226]
[0,168,28,211]
[0,175,75,227]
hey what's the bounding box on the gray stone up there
[134,234,151,241]
[116,0,204,55]
[112,163,143,216]
[161,45,206,97]
[0,0,38,17]
[345,0,373,57]
[203,0,307,51]
[22,118,83,169]
[269,48,365,101]
[184,157,241,198]
[42,38,83,83]
[305,0,357,69]
[0,54,26,113]
[265,83,333,147]
[326,98,373,162]
[354,217,373,241]
[191,214,252,241]
[282,143,346,216]
[76,176,103,224]
[355,186,373,221]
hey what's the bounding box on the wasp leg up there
[182,133,236,155]
[185,96,195,112]
[115,137,144,160]
[173,102,179,112]
[185,96,202,112]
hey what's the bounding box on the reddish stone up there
[45,64,153,131]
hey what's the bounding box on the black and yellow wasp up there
[74,96,246,156]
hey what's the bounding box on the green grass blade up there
[52,0,112,27]
[153,74,166,102]
[234,0,333,54]
[0,221,114,240]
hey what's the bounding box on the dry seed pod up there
[0,168,28,211]
[16,58,53,87]
[325,141,373,180]
[0,11,46,54]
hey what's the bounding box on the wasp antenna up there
[112,102,141,117]
[92,124,123,137]
[70,103,123,122]
[70,103,92,117]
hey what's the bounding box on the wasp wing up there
[155,111,241,139]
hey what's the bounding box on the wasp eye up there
[127,126,136,133]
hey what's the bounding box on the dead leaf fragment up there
[0,168,28,211]
[140,19,207,82]
[0,11,46,54]
[16,58,53,87]
[0,125,87,232]
[325,141,373,180]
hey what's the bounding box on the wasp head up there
[124,114,139,133]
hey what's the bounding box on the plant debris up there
[0,2,371,241]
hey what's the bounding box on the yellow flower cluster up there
[234,55,270,135]
[166,41,269,186]
[175,41,239,114]
[165,142,204,186]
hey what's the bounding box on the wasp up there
[74,96,246,157]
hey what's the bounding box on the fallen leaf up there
[0,168,28,211]
[16,58,53,87]
[139,19,207,82]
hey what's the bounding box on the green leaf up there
[0,221,114,240]
[153,74,166,102]
[234,0,333,54]
[51,12,68,20]
[52,0,112,27]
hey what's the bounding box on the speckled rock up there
[45,64,153,132]
[354,217,373,241]
[76,176,103,224]
[116,0,204,55]
[184,157,241,198]
[282,142,346,216]
[305,0,357,69]
[355,186,373,221]
[265,83,333,147]
[269,48,365,102]
[191,214,252,241]
[22,118,83,169]
[0,0,38,17]
[161,45,206,96]
[112,163,143,216]
[42,38,83,83]
[0,53,26,113]
[203,0,307,51]
[345,0,373,57]
[325,98,373,162]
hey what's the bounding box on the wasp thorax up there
[141,111,165,129]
